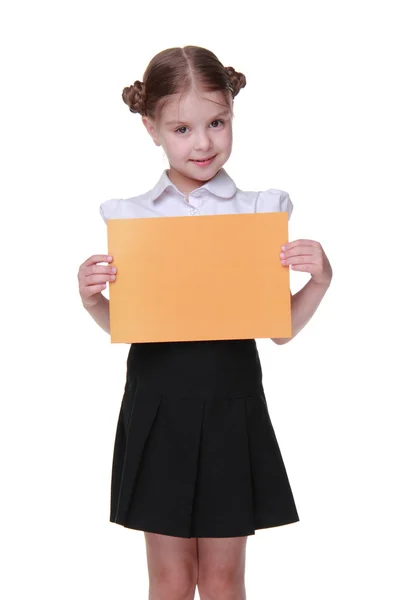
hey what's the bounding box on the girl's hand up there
[280,239,333,286]
[78,254,117,308]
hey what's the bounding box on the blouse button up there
[190,207,199,215]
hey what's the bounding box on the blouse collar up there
[148,167,237,202]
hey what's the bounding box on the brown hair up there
[122,46,246,120]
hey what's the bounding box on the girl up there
[78,46,332,600]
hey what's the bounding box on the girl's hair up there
[122,46,246,120]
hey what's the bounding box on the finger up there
[81,264,117,277]
[81,283,108,301]
[290,264,318,271]
[85,272,116,286]
[281,253,315,266]
[78,264,117,284]
[79,254,113,269]
[281,240,320,251]
[281,245,317,258]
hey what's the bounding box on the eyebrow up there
[165,109,231,127]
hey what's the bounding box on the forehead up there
[159,89,231,124]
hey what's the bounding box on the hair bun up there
[122,80,146,115]
[225,66,246,98]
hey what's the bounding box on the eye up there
[175,120,224,134]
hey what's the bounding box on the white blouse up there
[99,168,293,222]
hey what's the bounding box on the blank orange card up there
[107,212,291,343]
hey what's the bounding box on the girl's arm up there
[83,294,110,334]
[78,254,114,335]
[83,296,129,343]
[271,280,330,345]
[271,238,333,345]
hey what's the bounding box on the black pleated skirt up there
[110,339,299,538]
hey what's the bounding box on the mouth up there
[190,155,217,166]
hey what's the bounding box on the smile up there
[190,155,216,165]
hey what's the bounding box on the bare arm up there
[271,238,332,345]
[271,279,331,345]
[78,254,114,335]
[83,293,110,334]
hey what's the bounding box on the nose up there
[194,129,213,152]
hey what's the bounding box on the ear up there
[142,116,161,146]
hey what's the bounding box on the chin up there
[187,156,226,177]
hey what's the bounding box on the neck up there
[167,166,219,196]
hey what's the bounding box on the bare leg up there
[197,536,248,600]
[144,532,199,600]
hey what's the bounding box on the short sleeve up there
[255,189,294,220]
[279,190,294,220]
[99,198,122,223]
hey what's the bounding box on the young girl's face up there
[142,88,233,192]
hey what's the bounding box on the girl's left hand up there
[280,239,333,286]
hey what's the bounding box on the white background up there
[1,0,399,598]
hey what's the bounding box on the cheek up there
[167,136,189,157]
[221,128,233,149]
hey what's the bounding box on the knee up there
[197,567,245,599]
[149,565,197,600]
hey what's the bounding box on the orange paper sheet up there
[107,212,291,343]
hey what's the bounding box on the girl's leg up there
[197,536,248,600]
[144,532,199,600]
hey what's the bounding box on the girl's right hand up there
[78,254,117,308]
